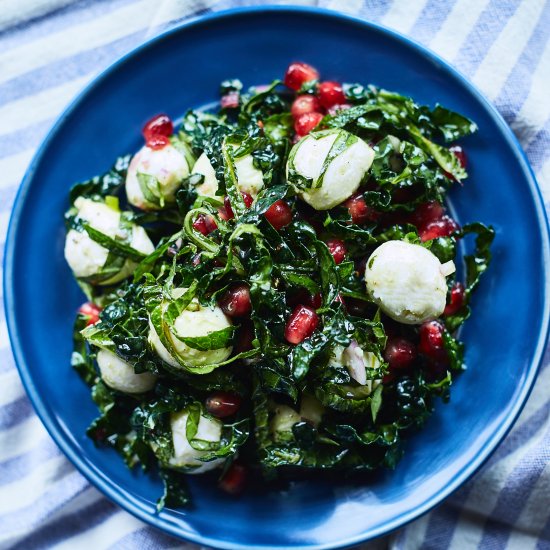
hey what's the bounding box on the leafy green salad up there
[64,61,494,509]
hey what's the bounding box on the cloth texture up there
[1,1,549,549]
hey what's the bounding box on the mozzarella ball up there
[269,404,301,443]
[148,288,233,368]
[64,197,154,285]
[287,130,374,210]
[169,408,224,473]
[96,349,157,394]
[192,151,264,199]
[365,240,455,324]
[125,144,190,210]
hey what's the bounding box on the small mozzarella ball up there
[365,240,452,324]
[64,197,154,284]
[96,349,157,394]
[287,130,374,210]
[125,144,190,210]
[192,151,264,199]
[148,288,233,368]
[169,408,224,473]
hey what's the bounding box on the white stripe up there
[50,509,144,550]
[391,513,431,549]
[381,0,429,35]
[472,0,546,100]
[448,424,549,550]
[0,415,48,462]
[537,155,550,202]
[325,0,363,15]
[0,149,34,190]
[0,1,155,85]
[0,320,9,349]
[0,454,69,514]
[0,211,11,243]
[0,486,105,549]
[0,76,89,138]
[511,38,550,148]
[0,369,24,407]
[429,0,490,61]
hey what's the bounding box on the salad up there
[65,61,494,509]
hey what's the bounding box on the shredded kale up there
[66,73,492,510]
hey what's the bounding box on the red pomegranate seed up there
[327,103,352,115]
[344,192,380,224]
[142,114,173,149]
[219,284,252,318]
[420,216,459,242]
[285,305,319,344]
[384,337,417,371]
[409,201,444,231]
[284,62,320,91]
[220,193,254,220]
[418,320,447,362]
[78,302,102,326]
[205,391,242,418]
[325,238,347,264]
[221,91,239,109]
[450,145,467,168]
[291,95,322,118]
[264,200,292,230]
[219,463,247,495]
[317,81,346,109]
[444,282,466,316]
[294,112,324,136]
[383,373,396,385]
[192,214,217,236]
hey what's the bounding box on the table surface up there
[0,1,549,549]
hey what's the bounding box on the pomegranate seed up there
[444,282,466,316]
[142,114,173,149]
[219,284,252,318]
[291,95,322,118]
[219,463,247,494]
[327,103,352,115]
[383,373,396,385]
[409,201,444,231]
[284,62,319,91]
[450,145,467,168]
[384,337,417,371]
[234,321,255,354]
[294,112,324,136]
[344,193,380,224]
[220,193,254,220]
[221,91,239,109]
[418,320,447,362]
[420,216,459,242]
[264,200,292,230]
[78,302,101,326]
[205,391,242,418]
[317,81,346,109]
[192,214,217,236]
[285,305,319,344]
[325,238,347,264]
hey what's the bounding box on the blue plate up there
[4,7,550,549]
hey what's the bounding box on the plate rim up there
[4,5,550,549]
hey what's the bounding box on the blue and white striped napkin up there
[1,1,549,549]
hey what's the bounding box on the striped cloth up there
[1,1,549,549]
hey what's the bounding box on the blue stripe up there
[0,396,34,430]
[0,0,136,52]
[526,119,550,169]
[477,425,550,548]
[495,0,550,125]
[453,0,521,76]
[0,31,145,108]
[0,439,59,487]
[408,0,458,45]
[108,526,179,549]
[0,121,54,161]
